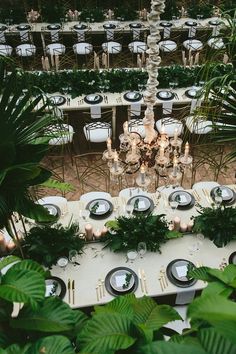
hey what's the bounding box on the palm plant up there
[196,12,236,160]
[0,58,63,244]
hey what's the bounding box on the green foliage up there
[80,8,105,22]
[103,213,181,253]
[19,222,85,268]
[160,0,179,20]
[41,1,67,23]
[187,1,213,19]
[18,65,231,98]
[192,205,236,247]
[114,6,138,21]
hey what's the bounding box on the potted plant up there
[18,222,85,268]
[192,205,236,247]
[103,213,181,253]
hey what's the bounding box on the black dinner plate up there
[228,252,236,264]
[123,91,142,102]
[169,190,195,210]
[129,23,142,28]
[208,20,221,26]
[47,24,61,30]
[185,88,201,99]
[166,259,197,288]
[86,198,113,219]
[105,267,138,296]
[156,90,174,100]
[210,186,235,205]
[127,195,154,213]
[84,94,103,104]
[45,276,66,299]
[74,24,87,30]
[185,21,197,26]
[103,23,116,29]
[37,203,61,225]
[16,24,31,31]
[160,22,172,27]
[0,25,7,31]
[49,95,66,106]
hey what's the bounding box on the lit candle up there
[107,137,112,156]
[184,142,189,160]
[159,144,165,159]
[44,57,50,70]
[0,234,6,253]
[41,56,46,70]
[55,55,59,71]
[143,8,147,20]
[94,229,102,239]
[140,164,146,184]
[113,150,119,172]
[6,240,16,252]
[180,223,188,233]
[123,121,128,137]
[101,226,108,236]
[131,140,136,155]
[194,52,199,65]
[183,57,187,68]
[189,55,193,68]
[173,128,178,144]
[173,156,178,177]
[187,220,194,232]
[50,54,54,67]
[108,9,112,20]
[160,125,166,141]
[85,224,93,241]
[173,216,181,231]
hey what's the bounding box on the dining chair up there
[80,191,112,203]
[119,188,147,198]
[82,109,112,147]
[74,153,110,194]
[192,181,220,190]
[0,44,13,56]
[37,196,68,216]
[156,101,184,137]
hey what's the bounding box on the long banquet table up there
[49,185,236,308]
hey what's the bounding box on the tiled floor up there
[41,144,236,201]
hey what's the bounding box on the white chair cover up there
[46,43,65,55]
[83,123,111,143]
[15,44,36,57]
[90,106,101,119]
[102,41,122,54]
[128,41,147,53]
[47,124,74,146]
[156,185,184,196]
[159,40,177,52]
[130,103,142,117]
[185,115,213,134]
[0,31,6,43]
[80,191,112,203]
[119,188,147,198]
[0,44,13,56]
[163,27,171,39]
[73,42,93,55]
[183,39,203,51]
[188,26,196,38]
[192,181,220,190]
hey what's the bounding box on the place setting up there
[45,276,66,299]
[84,94,103,105]
[168,190,195,210]
[123,91,142,102]
[184,86,202,99]
[104,266,139,296]
[86,198,113,219]
[47,24,61,30]
[166,259,197,288]
[126,195,154,215]
[156,90,175,101]
[37,203,61,225]
[210,185,235,206]
[49,95,67,106]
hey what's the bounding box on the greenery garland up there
[103,213,181,253]
[19,64,232,98]
[192,205,236,247]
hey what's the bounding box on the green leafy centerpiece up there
[192,205,236,247]
[18,222,85,268]
[103,213,181,253]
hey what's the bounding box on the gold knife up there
[142,269,148,294]
[72,280,75,305]
[68,279,71,304]
[138,268,144,293]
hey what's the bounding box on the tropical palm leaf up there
[198,327,236,354]
[27,335,76,354]
[139,341,207,354]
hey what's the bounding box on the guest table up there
[46,184,236,309]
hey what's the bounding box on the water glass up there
[169,200,178,214]
[215,195,223,207]
[137,242,147,258]
[81,210,90,221]
[126,249,138,263]
[69,250,78,266]
[56,256,68,271]
[126,204,134,217]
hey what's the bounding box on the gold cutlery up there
[138,268,144,293]
[203,189,211,204]
[68,279,71,304]
[98,280,102,299]
[160,269,168,288]
[158,277,164,292]
[142,269,148,294]
[101,279,105,297]
[96,286,99,301]
[72,280,75,305]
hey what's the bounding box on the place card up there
[115,275,126,287]
[97,204,106,213]
[176,265,187,278]
[138,200,146,209]
[222,189,229,198]
[179,195,188,203]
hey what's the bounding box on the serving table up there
[48,184,236,308]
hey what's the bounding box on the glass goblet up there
[126,249,138,264]
[125,204,134,217]
[215,195,223,207]
[137,242,147,258]
[81,210,90,221]
[169,200,178,215]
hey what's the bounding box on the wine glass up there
[126,249,138,264]
[137,242,147,258]
[215,195,223,207]
[126,204,134,217]
[56,256,68,271]
[81,210,90,221]
[69,250,79,266]
[169,200,178,215]
[61,86,69,96]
